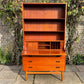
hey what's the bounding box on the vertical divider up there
[26,41,28,50]
[60,42,61,50]
[37,41,38,52]
[59,42,60,49]
[50,41,51,54]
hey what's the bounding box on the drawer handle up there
[56,55,61,57]
[32,44,34,46]
[29,56,32,57]
[28,61,32,62]
[56,61,60,63]
[56,67,60,68]
[28,67,32,68]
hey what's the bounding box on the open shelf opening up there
[24,32,64,41]
[24,41,64,50]
[24,20,65,32]
[23,4,65,19]
[38,42,50,46]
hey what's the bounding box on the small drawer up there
[28,42,38,50]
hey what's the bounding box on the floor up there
[0,65,84,84]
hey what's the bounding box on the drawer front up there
[23,65,65,71]
[23,56,66,71]
[23,56,65,66]
[23,55,65,61]
[28,42,38,50]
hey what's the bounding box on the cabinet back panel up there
[24,32,64,41]
[24,21,64,31]
[24,7,65,19]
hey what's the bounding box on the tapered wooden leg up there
[25,71,27,81]
[61,71,63,81]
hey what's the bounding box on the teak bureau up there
[22,3,67,81]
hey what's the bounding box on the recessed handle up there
[56,67,60,68]
[28,61,32,62]
[32,44,34,46]
[56,55,61,57]
[29,56,32,57]
[28,67,32,68]
[56,61,60,63]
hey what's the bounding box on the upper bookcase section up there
[22,3,66,19]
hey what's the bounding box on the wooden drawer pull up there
[56,61,60,63]
[28,61,32,62]
[56,67,60,68]
[29,56,32,57]
[56,55,61,57]
[28,67,32,68]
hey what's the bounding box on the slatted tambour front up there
[22,3,67,81]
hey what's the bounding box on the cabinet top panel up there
[22,3,67,7]
[22,3,67,5]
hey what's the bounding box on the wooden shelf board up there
[26,71,62,74]
[25,40,64,42]
[38,44,50,46]
[37,49,63,50]
[22,50,66,56]
[24,30,64,32]
[23,3,67,5]
[24,18,65,20]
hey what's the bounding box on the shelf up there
[24,30,64,32]
[24,20,65,32]
[38,49,63,51]
[38,44,50,46]
[24,18,65,21]
[23,3,66,19]
[24,32,64,41]
[25,40,64,42]
[23,3,66,5]
[22,50,66,56]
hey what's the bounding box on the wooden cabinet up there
[22,3,67,81]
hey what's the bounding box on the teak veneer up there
[22,3,67,81]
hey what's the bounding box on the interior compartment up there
[51,42,60,49]
[38,42,50,46]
